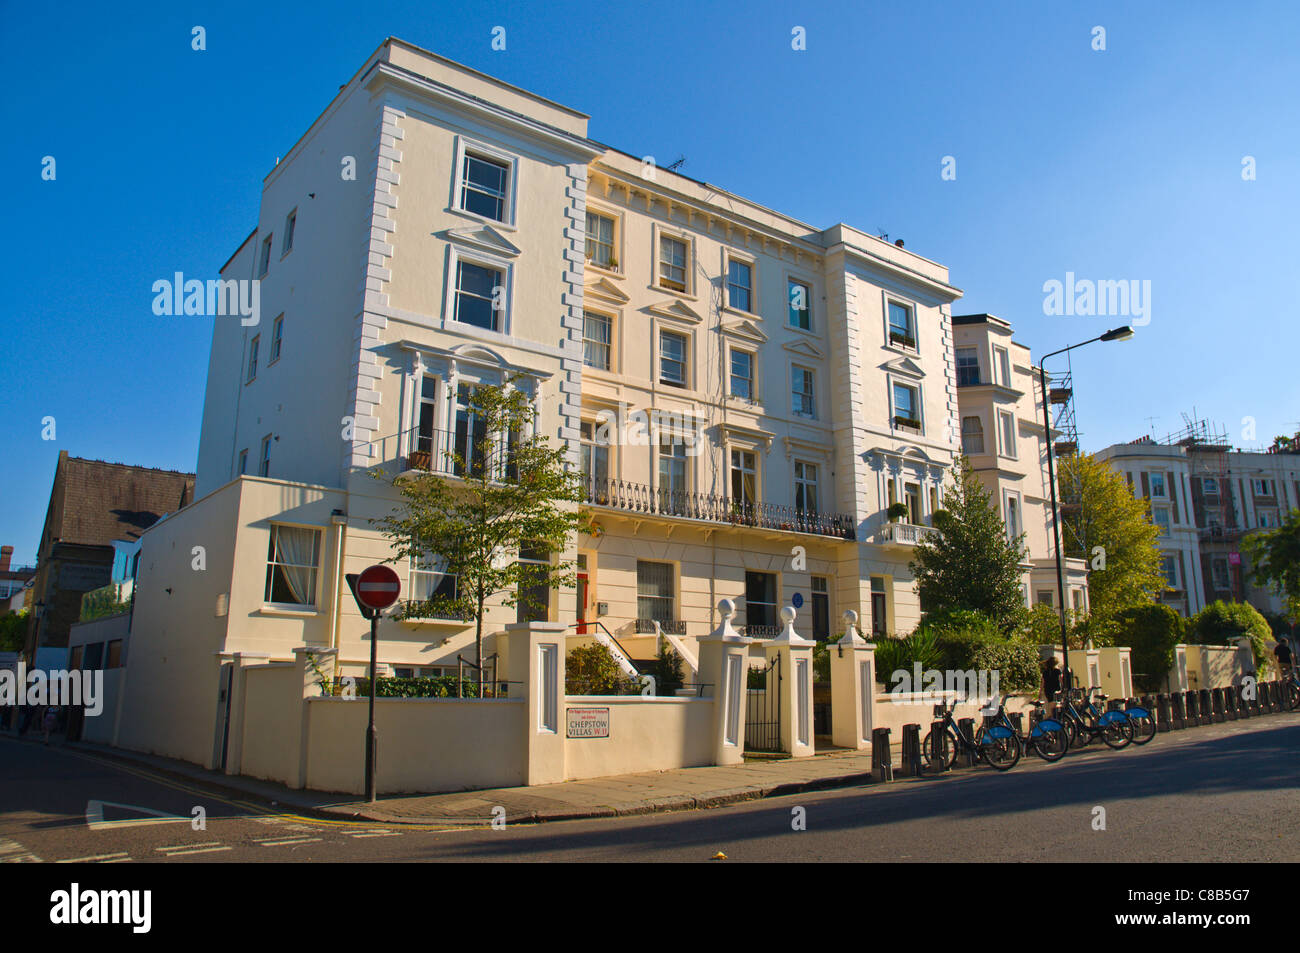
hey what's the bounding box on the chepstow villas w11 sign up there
[567,707,610,738]
[0,662,103,716]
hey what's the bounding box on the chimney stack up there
[0,546,12,572]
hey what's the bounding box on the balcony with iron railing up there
[580,476,856,541]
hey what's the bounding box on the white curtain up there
[274,526,318,604]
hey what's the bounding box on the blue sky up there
[2,0,1297,565]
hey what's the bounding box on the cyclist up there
[1041,657,1063,717]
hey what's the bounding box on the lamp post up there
[1038,325,1134,692]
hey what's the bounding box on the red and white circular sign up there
[356,565,401,611]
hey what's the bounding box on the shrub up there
[650,641,685,695]
[565,642,640,695]
[967,640,1040,693]
[1112,604,1185,692]
[874,627,944,686]
[1188,600,1272,673]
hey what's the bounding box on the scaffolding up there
[1046,352,1084,554]
[1165,414,1239,601]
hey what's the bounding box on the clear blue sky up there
[2,0,1297,566]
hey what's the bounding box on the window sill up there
[446,206,517,231]
[650,283,698,302]
[883,342,920,358]
[587,262,623,279]
[258,605,319,617]
[785,322,817,338]
[723,305,762,322]
[398,616,471,628]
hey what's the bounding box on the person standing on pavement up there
[1275,638,1294,678]
[1042,657,1063,716]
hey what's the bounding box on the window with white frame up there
[516,542,549,623]
[1150,472,1167,497]
[887,300,916,349]
[1005,494,1021,543]
[246,335,259,383]
[892,382,920,429]
[585,211,616,268]
[415,375,439,457]
[237,449,248,475]
[269,314,283,364]
[788,279,812,330]
[1036,590,1055,606]
[259,434,271,477]
[409,552,459,606]
[792,365,816,417]
[659,329,688,386]
[727,258,754,313]
[637,560,675,624]
[1152,505,1171,536]
[658,434,689,499]
[956,347,980,386]
[1201,477,1219,496]
[282,210,296,255]
[258,235,273,277]
[993,346,1011,387]
[453,260,505,331]
[961,415,985,455]
[264,524,321,607]
[745,571,778,630]
[459,152,510,222]
[582,310,612,371]
[730,448,757,506]
[580,420,609,491]
[453,382,491,477]
[730,348,754,400]
[1252,478,1274,496]
[1160,555,1179,589]
[794,461,818,514]
[998,410,1017,458]
[1258,509,1277,528]
[658,235,689,292]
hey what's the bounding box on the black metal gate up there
[745,655,783,753]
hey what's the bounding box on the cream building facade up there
[952,314,1090,614]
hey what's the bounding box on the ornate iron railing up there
[580,476,855,540]
[634,618,687,635]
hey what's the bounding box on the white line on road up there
[0,838,42,863]
[156,842,232,857]
[255,836,324,847]
[56,852,131,863]
[345,829,402,838]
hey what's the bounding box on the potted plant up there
[887,502,911,524]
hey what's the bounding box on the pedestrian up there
[18,702,35,737]
[42,705,59,745]
[1275,638,1294,678]
[1042,657,1063,716]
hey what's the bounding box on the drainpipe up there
[329,510,348,678]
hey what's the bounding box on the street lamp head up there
[1100,325,1134,342]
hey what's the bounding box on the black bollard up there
[957,717,976,768]
[929,720,949,773]
[901,723,921,777]
[1185,691,1200,727]
[1156,694,1172,732]
[872,727,893,782]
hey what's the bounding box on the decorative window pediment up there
[647,298,703,326]
[881,355,925,380]
[440,224,522,258]
[720,317,767,344]
[584,275,629,305]
[782,338,824,359]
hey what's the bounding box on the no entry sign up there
[355,565,401,611]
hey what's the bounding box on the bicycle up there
[1010,699,1070,762]
[1056,687,1134,749]
[1096,689,1156,745]
[922,697,1022,771]
[1281,665,1300,711]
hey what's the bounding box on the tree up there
[1242,508,1300,622]
[1188,600,1272,674]
[1057,453,1166,641]
[909,456,1028,633]
[0,612,28,653]
[374,377,582,690]
[1112,604,1185,693]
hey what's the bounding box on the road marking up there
[156,842,232,857]
[346,829,401,838]
[56,852,131,863]
[255,836,323,847]
[0,838,42,863]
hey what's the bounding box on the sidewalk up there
[58,735,885,826]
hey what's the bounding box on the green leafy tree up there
[909,456,1028,633]
[1112,604,1185,692]
[1057,453,1166,641]
[374,377,582,689]
[1188,599,1273,674]
[565,642,637,695]
[0,612,28,653]
[1242,508,1300,622]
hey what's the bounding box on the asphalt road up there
[2,715,1297,863]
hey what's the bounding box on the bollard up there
[871,727,893,782]
[1185,691,1200,727]
[929,720,950,773]
[957,717,976,768]
[1171,693,1186,729]
[1239,683,1252,718]
[900,723,922,777]
[1227,685,1240,720]
[1211,687,1225,723]
[1156,694,1172,732]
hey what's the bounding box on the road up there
[1,715,1297,863]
